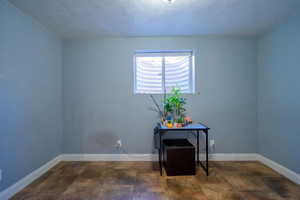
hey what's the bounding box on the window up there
[134,51,195,94]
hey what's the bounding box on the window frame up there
[133,50,195,95]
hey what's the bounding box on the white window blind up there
[134,51,195,94]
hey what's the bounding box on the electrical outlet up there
[116,140,122,148]
[210,140,215,146]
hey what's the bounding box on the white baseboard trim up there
[0,155,63,200]
[61,154,158,161]
[209,153,258,161]
[257,155,300,185]
[1,153,299,199]
[62,153,258,162]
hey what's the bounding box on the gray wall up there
[63,37,258,154]
[257,12,300,174]
[0,1,63,191]
[1,0,299,192]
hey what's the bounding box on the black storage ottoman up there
[163,139,196,176]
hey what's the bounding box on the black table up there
[154,123,210,176]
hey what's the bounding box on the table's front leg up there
[204,129,209,176]
[196,130,199,165]
[159,132,162,176]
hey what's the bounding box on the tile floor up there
[11,161,300,200]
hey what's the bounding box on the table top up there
[157,123,209,131]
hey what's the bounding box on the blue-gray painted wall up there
[257,11,300,174]
[0,1,63,191]
[63,37,258,154]
[2,0,299,192]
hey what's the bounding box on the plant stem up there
[150,94,163,117]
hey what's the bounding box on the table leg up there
[159,133,162,176]
[197,130,199,165]
[205,129,209,176]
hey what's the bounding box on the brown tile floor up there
[11,161,300,200]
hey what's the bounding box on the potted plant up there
[176,115,185,128]
[149,87,190,128]
[167,120,173,128]
[164,87,187,126]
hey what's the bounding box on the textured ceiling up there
[8,0,300,38]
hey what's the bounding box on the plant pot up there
[176,123,183,128]
[167,123,173,128]
[173,123,177,128]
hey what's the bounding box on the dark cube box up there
[163,139,196,176]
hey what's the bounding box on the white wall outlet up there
[210,140,215,146]
[116,140,122,148]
